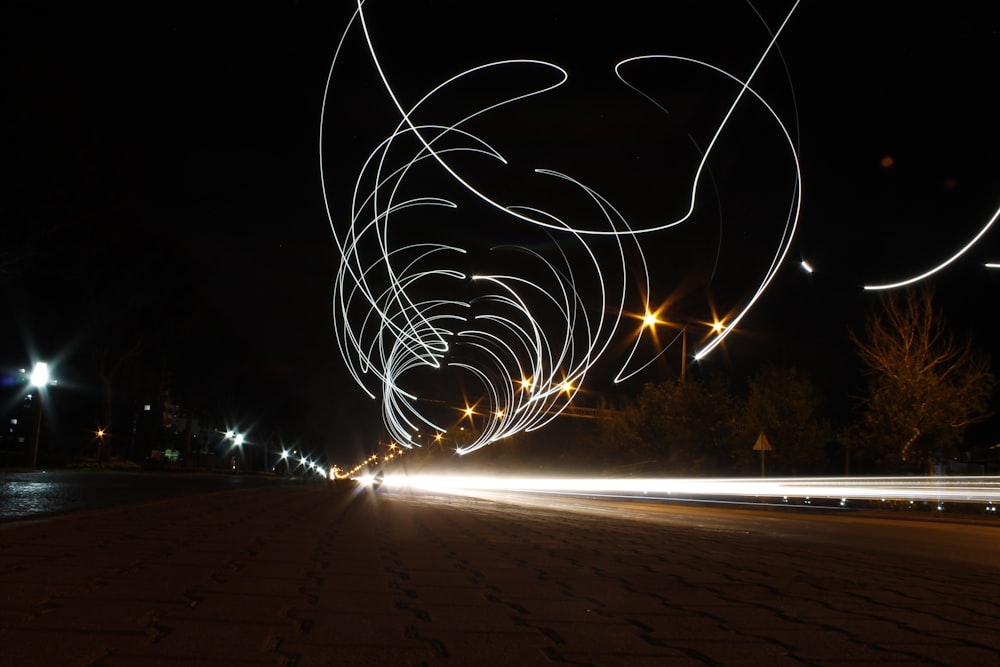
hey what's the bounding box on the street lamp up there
[28,362,50,467]
[642,306,689,383]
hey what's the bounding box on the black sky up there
[4,2,1000,461]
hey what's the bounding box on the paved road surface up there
[0,482,997,666]
[0,470,286,521]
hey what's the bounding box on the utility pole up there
[753,432,773,477]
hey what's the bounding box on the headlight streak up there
[375,473,1000,506]
[322,2,809,453]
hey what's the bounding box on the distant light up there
[712,320,724,334]
[642,310,659,327]
[880,155,894,168]
[144,404,151,411]
[986,263,1000,269]
[800,260,814,273]
[234,433,245,446]
[226,430,235,439]
[28,362,49,388]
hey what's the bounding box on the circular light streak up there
[321,2,805,453]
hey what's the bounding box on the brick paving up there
[0,482,997,666]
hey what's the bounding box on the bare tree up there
[851,286,994,470]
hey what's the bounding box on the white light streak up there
[864,203,1000,291]
[377,473,1000,505]
[321,3,805,453]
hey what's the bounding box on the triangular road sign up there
[753,432,773,451]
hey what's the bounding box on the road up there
[0,481,997,666]
[448,487,1000,569]
[0,469,291,522]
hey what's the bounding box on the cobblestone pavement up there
[0,482,997,666]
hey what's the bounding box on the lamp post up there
[680,328,687,384]
[28,362,50,467]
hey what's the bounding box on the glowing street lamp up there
[29,362,49,388]
[641,304,691,383]
[27,362,50,467]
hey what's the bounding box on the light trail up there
[370,473,1000,507]
[863,203,1000,291]
[319,2,806,453]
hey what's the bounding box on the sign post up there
[752,432,773,477]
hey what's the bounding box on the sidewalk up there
[1,482,997,666]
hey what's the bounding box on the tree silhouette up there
[741,364,832,475]
[851,287,994,471]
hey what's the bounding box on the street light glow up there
[29,362,49,388]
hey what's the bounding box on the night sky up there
[4,2,1000,463]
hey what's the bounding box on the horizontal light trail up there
[372,473,1000,505]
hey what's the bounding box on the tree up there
[612,374,743,474]
[850,286,995,471]
[92,336,143,462]
[741,365,833,474]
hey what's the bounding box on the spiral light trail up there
[320,2,806,453]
